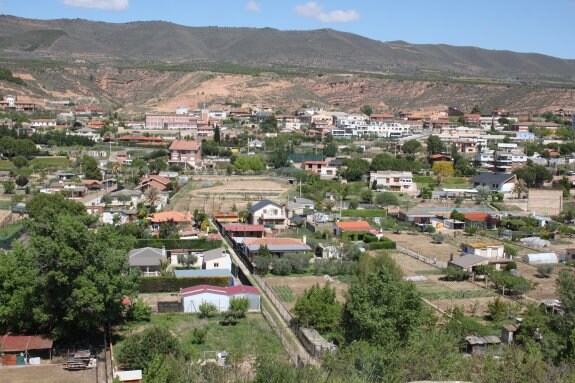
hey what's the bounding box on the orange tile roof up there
[141,175,171,185]
[463,212,490,222]
[150,211,193,223]
[336,221,373,231]
[169,139,201,151]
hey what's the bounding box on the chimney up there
[302,235,307,245]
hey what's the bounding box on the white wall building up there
[369,171,417,195]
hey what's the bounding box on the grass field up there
[30,157,70,168]
[272,285,296,302]
[0,159,14,169]
[117,312,285,361]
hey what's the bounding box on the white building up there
[70,127,101,141]
[461,242,505,259]
[369,171,417,195]
[202,248,232,272]
[181,285,261,313]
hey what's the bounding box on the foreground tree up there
[0,194,139,339]
[293,283,341,333]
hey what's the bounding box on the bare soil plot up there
[170,176,290,214]
[0,363,97,383]
[385,232,462,262]
[515,262,559,301]
[388,251,437,276]
[264,275,348,311]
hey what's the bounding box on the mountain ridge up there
[0,15,574,79]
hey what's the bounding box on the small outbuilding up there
[523,252,558,265]
[465,335,501,355]
[181,285,260,313]
[0,335,53,364]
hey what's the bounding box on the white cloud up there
[295,1,359,23]
[61,0,129,11]
[245,1,260,12]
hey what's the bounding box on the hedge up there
[135,238,222,250]
[367,238,396,250]
[139,276,230,293]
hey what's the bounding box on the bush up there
[119,325,181,371]
[367,238,396,250]
[190,327,208,344]
[537,264,554,278]
[229,297,249,318]
[505,261,517,271]
[443,267,470,281]
[504,244,518,258]
[253,255,272,275]
[313,259,356,276]
[363,234,378,243]
[271,257,292,275]
[286,253,310,273]
[199,302,218,319]
[126,299,152,322]
[464,226,478,235]
[139,276,229,293]
[432,232,445,243]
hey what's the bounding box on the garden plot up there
[264,275,348,310]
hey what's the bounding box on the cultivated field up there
[170,176,291,214]
[264,275,348,311]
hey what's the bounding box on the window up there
[214,262,219,268]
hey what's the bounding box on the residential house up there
[213,211,240,224]
[286,197,315,218]
[70,127,101,142]
[30,119,57,128]
[464,114,481,126]
[82,179,102,190]
[248,139,265,149]
[117,135,165,146]
[242,237,311,258]
[202,248,232,272]
[461,242,506,259]
[369,171,417,195]
[463,211,500,230]
[248,200,287,229]
[169,140,202,168]
[334,221,375,239]
[41,182,87,199]
[223,223,266,238]
[145,113,198,130]
[471,172,517,196]
[301,160,328,175]
[138,175,172,192]
[128,247,167,276]
[181,285,260,313]
[149,211,193,231]
[449,254,490,273]
[108,189,143,207]
[100,209,138,225]
[370,113,395,123]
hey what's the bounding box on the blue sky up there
[2,0,575,59]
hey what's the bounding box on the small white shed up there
[523,252,558,265]
[181,285,260,313]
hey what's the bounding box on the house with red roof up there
[463,211,500,230]
[169,140,202,168]
[213,211,240,224]
[242,237,311,257]
[149,211,193,231]
[334,221,375,239]
[0,335,53,362]
[181,285,260,313]
[138,175,172,192]
[223,223,266,238]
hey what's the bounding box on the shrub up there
[199,302,218,319]
[432,232,445,243]
[443,267,469,281]
[190,327,208,344]
[464,226,478,236]
[286,253,310,273]
[139,276,229,293]
[313,259,356,276]
[254,255,272,275]
[229,297,249,318]
[487,297,507,323]
[504,244,518,258]
[271,257,292,275]
[537,264,554,278]
[505,261,517,271]
[119,325,181,371]
[368,238,396,250]
[126,299,152,322]
[134,238,222,250]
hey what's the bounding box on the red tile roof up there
[213,212,240,219]
[224,224,265,232]
[336,221,374,232]
[180,285,259,297]
[141,175,171,186]
[169,139,201,151]
[0,335,53,352]
[463,212,490,222]
[118,135,164,142]
[149,211,193,223]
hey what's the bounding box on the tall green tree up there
[342,259,431,346]
[213,125,221,143]
[293,283,341,333]
[0,194,139,339]
[426,135,445,155]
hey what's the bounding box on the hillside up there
[0,15,574,115]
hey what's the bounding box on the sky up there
[1,0,575,59]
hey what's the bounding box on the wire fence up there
[396,244,448,268]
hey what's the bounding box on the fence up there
[396,244,448,269]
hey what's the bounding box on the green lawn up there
[30,157,70,168]
[118,312,286,360]
[0,159,14,169]
[0,200,11,210]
